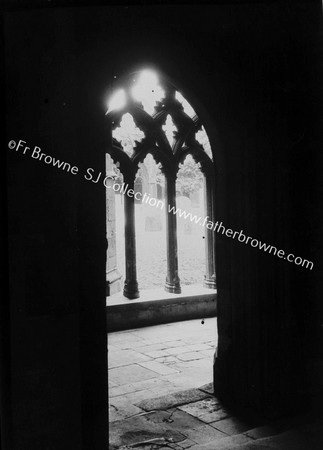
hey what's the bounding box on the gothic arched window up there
[106,69,216,299]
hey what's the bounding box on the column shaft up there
[165,176,181,293]
[123,179,139,299]
[204,177,216,289]
[105,154,122,296]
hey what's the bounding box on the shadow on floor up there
[109,382,323,450]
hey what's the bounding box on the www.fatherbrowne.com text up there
[106,180,313,271]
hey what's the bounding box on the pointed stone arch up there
[106,69,216,298]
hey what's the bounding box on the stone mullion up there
[203,175,217,289]
[106,153,122,296]
[164,175,181,293]
[123,177,140,299]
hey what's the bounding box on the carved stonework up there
[112,113,145,157]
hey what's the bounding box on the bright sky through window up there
[108,70,212,160]
[175,91,197,118]
[162,115,177,147]
[131,70,165,115]
[196,126,213,160]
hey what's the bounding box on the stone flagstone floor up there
[108,318,323,450]
[108,318,217,423]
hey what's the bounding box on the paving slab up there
[178,397,231,423]
[198,382,214,395]
[177,438,197,448]
[140,350,171,358]
[165,346,193,356]
[189,427,323,450]
[162,373,212,392]
[160,340,186,348]
[108,344,122,352]
[244,425,279,440]
[136,388,212,411]
[168,443,185,450]
[200,349,216,358]
[109,364,158,385]
[181,334,214,345]
[210,416,256,435]
[138,360,180,375]
[134,343,171,352]
[119,389,157,405]
[145,409,207,433]
[109,411,188,449]
[109,401,143,423]
[110,383,139,398]
[109,333,146,345]
[176,351,206,361]
[131,329,184,341]
[186,344,212,352]
[108,349,152,368]
[171,359,213,371]
[117,444,171,450]
[184,423,228,445]
[130,378,179,396]
[155,355,181,365]
[189,432,253,449]
[109,379,119,388]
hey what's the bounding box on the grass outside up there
[117,230,205,290]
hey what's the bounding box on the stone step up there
[107,286,216,331]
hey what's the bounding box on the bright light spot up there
[134,70,159,90]
[131,70,165,115]
[175,91,197,118]
[107,89,126,113]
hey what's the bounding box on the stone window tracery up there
[106,70,216,299]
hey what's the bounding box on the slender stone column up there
[105,154,122,296]
[165,175,181,293]
[123,178,140,299]
[203,176,216,289]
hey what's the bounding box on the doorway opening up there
[106,69,218,445]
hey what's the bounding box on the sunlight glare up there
[107,89,126,113]
[131,70,165,115]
